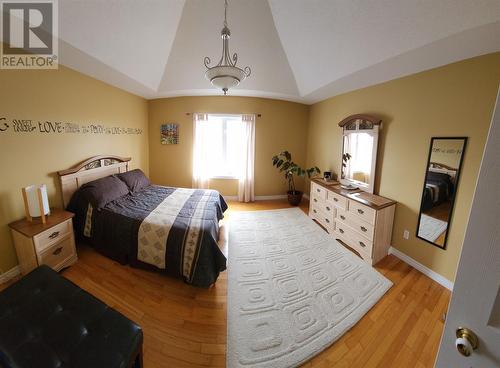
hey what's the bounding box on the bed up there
[421,162,456,212]
[58,155,227,288]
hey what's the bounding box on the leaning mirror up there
[339,114,381,193]
[417,137,467,249]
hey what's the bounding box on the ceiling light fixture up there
[204,0,251,95]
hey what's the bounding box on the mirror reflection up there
[417,137,467,249]
[340,116,380,193]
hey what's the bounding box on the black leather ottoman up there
[0,265,143,368]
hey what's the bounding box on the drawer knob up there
[340,215,346,220]
[52,246,63,255]
[339,228,344,234]
[325,218,330,223]
[360,226,367,232]
[359,241,366,247]
[333,198,338,202]
[313,198,318,202]
[48,231,60,239]
[357,209,364,215]
[313,209,317,213]
[317,188,320,192]
[326,206,331,211]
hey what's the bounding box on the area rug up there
[418,214,448,242]
[227,208,392,368]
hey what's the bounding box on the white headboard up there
[429,162,458,181]
[58,155,131,208]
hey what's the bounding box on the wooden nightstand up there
[9,209,78,275]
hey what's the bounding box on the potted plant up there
[272,151,321,206]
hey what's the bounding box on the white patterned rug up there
[227,208,392,368]
[418,214,448,242]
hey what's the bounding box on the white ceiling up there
[5,0,500,103]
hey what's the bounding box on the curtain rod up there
[185,112,262,117]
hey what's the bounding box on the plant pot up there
[287,190,303,206]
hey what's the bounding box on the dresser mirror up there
[416,137,467,249]
[339,114,381,193]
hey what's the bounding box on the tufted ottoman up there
[0,265,143,368]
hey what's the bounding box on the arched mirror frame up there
[339,114,382,193]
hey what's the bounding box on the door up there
[435,87,500,367]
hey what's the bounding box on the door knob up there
[456,327,478,357]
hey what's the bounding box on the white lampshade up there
[24,184,50,217]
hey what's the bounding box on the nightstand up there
[9,209,78,275]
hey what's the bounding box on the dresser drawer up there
[336,207,374,241]
[33,219,72,252]
[311,183,327,200]
[311,204,334,229]
[348,200,376,225]
[38,236,75,270]
[327,191,348,210]
[334,220,373,254]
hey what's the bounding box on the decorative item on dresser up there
[8,209,77,275]
[309,178,396,265]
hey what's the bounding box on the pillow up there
[115,169,151,192]
[79,175,130,209]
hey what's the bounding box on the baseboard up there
[255,195,287,200]
[389,247,454,290]
[0,266,21,284]
[224,195,288,201]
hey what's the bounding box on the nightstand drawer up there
[34,219,72,252]
[38,236,75,270]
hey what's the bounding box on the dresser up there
[9,209,78,275]
[309,178,396,265]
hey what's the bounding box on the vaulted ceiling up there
[38,1,500,103]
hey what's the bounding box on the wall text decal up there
[0,117,143,135]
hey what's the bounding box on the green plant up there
[272,151,321,194]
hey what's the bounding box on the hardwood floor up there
[4,199,450,367]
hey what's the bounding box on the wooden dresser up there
[9,209,78,275]
[309,178,396,265]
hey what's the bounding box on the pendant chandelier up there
[204,0,251,95]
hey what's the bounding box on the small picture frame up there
[161,123,179,145]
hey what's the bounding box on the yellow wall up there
[306,52,500,282]
[0,66,149,273]
[148,96,310,196]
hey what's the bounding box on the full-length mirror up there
[339,114,381,193]
[417,137,467,249]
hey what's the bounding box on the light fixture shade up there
[205,66,247,91]
[24,184,50,217]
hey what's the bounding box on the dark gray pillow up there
[79,175,130,209]
[115,169,151,192]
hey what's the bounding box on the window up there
[194,114,247,179]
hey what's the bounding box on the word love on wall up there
[0,117,143,135]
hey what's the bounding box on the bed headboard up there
[429,162,458,180]
[58,155,131,208]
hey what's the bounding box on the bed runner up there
[137,188,215,281]
[137,188,192,269]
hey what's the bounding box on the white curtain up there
[192,113,211,189]
[238,114,255,202]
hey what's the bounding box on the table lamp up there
[22,184,50,224]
